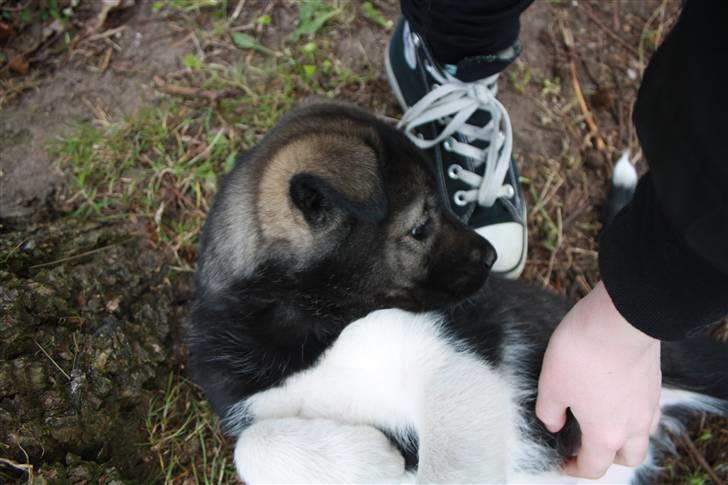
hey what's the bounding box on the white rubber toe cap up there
[475,222,527,279]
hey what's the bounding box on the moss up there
[0,220,188,482]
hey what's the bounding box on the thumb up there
[535,392,568,433]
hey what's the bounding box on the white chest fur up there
[233,308,544,483]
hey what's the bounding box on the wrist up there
[581,281,659,350]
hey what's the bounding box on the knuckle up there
[600,432,626,451]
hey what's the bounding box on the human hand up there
[536,281,662,478]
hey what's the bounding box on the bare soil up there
[0,1,191,219]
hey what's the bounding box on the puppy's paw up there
[235,417,408,483]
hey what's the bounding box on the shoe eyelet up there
[504,184,515,198]
[443,139,454,153]
[453,191,468,207]
[412,34,421,47]
[447,164,460,178]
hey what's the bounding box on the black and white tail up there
[602,151,639,225]
[632,335,728,483]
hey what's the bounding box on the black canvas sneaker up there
[385,18,528,279]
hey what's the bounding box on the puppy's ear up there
[290,174,335,227]
[290,172,387,227]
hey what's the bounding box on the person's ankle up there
[417,37,521,83]
[444,41,522,82]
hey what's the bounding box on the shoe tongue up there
[439,44,521,164]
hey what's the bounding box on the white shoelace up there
[397,63,514,209]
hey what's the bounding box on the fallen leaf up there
[231,32,275,55]
[8,53,29,75]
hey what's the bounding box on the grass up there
[53,101,231,265]
[145,374,237,484]
[53,1,378,268]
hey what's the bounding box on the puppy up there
[189,102,728,483]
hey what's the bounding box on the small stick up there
[230,0,246,22]
[29,239,128,269]
[34,340,71,381]
[569,60,606,152]
[680,433,725,485]
[153,76,241,102]
[86,25,127,42]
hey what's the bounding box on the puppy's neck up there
[228,263,371,347]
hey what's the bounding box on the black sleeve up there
[598,0,728,341]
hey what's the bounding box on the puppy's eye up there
[409,217,431,240]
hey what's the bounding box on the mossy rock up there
[0,220,191,483]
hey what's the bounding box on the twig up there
[184,128,226,166]
[230,0,246,22]
[81,95,111,127]
[531,173,564,215]
[579,3,640,59]
[85,25,127,42]
[559,24,607,155]
[542,207,563,288]
[34,340,71,381]
[680,433,725,485]
[29,239,129,270]
[569,60,606,152]
[153,76,242,102]
[574,274,593,295]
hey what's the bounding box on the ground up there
[1,0,726,483]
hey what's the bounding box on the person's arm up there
[537,1,728,478]
[600,0,728,341]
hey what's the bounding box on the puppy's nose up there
[469,238,497,269]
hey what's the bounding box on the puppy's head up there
[198,102,495,312]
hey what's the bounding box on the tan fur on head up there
[257,129,382,244]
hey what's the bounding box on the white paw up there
[235,417,409,483]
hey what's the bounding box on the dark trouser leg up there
[400,0,534,77]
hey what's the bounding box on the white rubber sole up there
[493,210,528,280]
[384,43,408,112]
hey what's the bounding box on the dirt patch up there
[0,1,191,220]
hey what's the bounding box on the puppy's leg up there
[413,357,512,483]
[235,417,413,484]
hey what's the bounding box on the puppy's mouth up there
[382,277,486,312]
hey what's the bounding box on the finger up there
[535,394,568,433]
[650,406,661,434]
[614,433,650,467]
[563,436,617,479]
